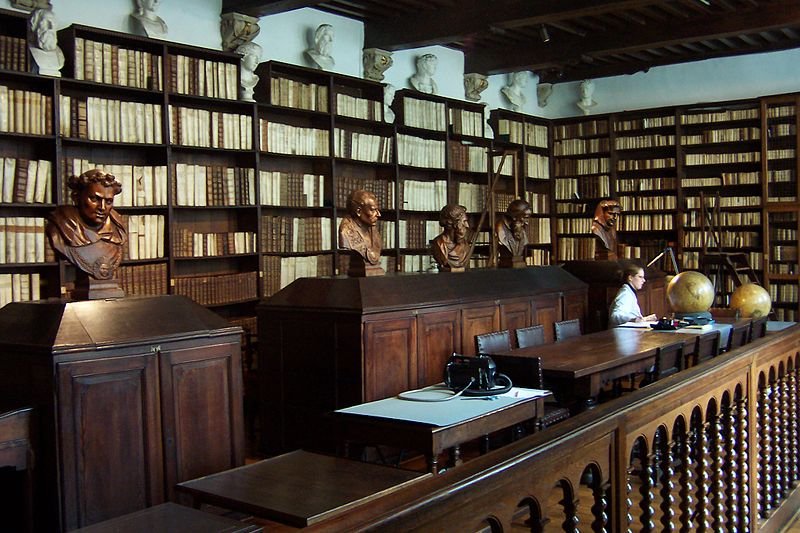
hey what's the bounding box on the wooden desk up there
[491,328,698,410]
[176,450,428,528]
[72,502,261,532]
[330,387,548,474]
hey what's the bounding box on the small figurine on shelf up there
[501,71,529,112]
[363,48,393,82]
[383,84,396,123]
[495,199,532,268]
[338,190,385,277]
[409,53,438,94]
[28,7,64,77]
[237,41,262,102]
[577,79,598,115]
[131,0,168,39]
[305,24,335,70]
[591,199,621,261]
[432,204,471,272]
[46,169,128,300]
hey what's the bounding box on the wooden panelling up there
[417,309,461,386]
[533,294,561,344]
[462,304,501,355]
[499,300,532,347]
[364,317,418,401]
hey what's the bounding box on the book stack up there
[0,86,52,135]
[169,106,252,149]
[270,77,328,112]
[260,171,324,207]
[173,164,255,206]
[0,217,51,264]
[0,273,40,306]
[335,93,381,120]
[400,179,447,211]
[75,38,163,90]
[0,35,28,72]
[262,255,334,297]
[173,228,256,257]
[1,158,52,204]
[169,54,237,99]
[449,108,483,137]
[121,214,165,260]
[59,95,162,143]
[397,134,445,168]
[401,97,446,131]
[333,129,393,163]
[118,263,168,297]
[173,270,258,306]
[260,216,331,253]
[259,120,329,156]
[448,142,487,173]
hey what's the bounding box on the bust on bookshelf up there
[591,199,620,261]
[28,7,64,77]
[237,41,262,102]
[495,199,531,268]
[501,71,528,112]
[305,24,335,70]
[338,190,384,277]
[383,84,396,123]
[576,79,598,115]
[432,204,471,272]
[131,0,168,39]
[409,53,438,95]
[46,169,127,300]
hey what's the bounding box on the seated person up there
[432,204,470,271]
[608,264,658,327]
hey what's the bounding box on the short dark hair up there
[346,189,377,217]
[68,169,122,204]
[439,204,467,228]
[620,261,643,283]
[507,199,531,219]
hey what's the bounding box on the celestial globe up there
[730,283,772,318]
[666,271,715,313]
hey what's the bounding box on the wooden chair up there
[554,319,581,342]
[515,325,545,349]
[725,321,751,352]
[640,341,684,387]
[749,316,768,342]
[475,330,511,355]
[490,354,570,430]
[0,407,34,533]
[689,330,721,367]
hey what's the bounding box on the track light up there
[539,25,550,43]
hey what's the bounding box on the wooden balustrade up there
[297,324,800,532]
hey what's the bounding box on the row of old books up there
[121,214,165,260]
[0,273,39,307]
[556,236,596,261]
[0,86,52,135]
[59,95,162,143]
[556,218,591,234]
[618,195,676,211]
[617,177,676,192]
[615,115,675,131]
[169,53,238,99]
[64,159,167,207]
[769,278,799,302]
[400,178,447,211]
[527,217,551,244]
[401,97,446,132]
[527,191,549,214]
[0,217,52,264]
[683,230,759,248]
[456,181,487,213]
[449,141,487,173]
[262,254,333,297]
[553,137,610,156]
[0,35,28,72]
[526,249,549,265]
[173,164,256,207]
[526,153,550,179]
[169,105,252,149]
[617,214,675,231]
[334,175,393,210]
[173,270,258,306]
[681,108,758,124]
[492,154,514,177]
[335,93,381,121]
[449,108,484,138]
[397,134,445,168]
[118,262,168,297]
[173,228,256,258]
[398,254,435,273]
[1,157,51,204]
[260,216,332,253]
[683,210,760,227]
[270,76,329,112]
[554,157,610,176]
[553,120,608,140]
[398,218,439,249]
[614,134,675,150]
[259,119,330,156]
[685,195,760,208]
[333,129,393,163]
[683,127,760,144]
[260,170,324,207]
[496,120,549,148]
[75,37,163,90]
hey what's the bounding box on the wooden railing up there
[304,324,800,532]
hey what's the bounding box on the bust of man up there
[577,79,598,115]
[383,84,396,123]
[46,169,128,299]
[591,199,621,261]
[432,204,471,272]
[28,7,64,77]
[237,41,262,102]
[305,24,334,70]
[338,189,384,276]
[495,199,531,268]
[409,53,438,95]
[131,0,168,38]
[501,71,528,112]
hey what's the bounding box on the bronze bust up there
[591,199,620,261]
[338,189,384,276]
[495,199,531,268]
[432,204,471,272]
[46,169,127,299]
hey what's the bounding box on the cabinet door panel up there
[533,295,561,344]
[364,317,417,401]
[57,354,162,529]
[500,300,531,346]
[159,341,243,500]
[563,291,587,323]
[418,310,461,386]
[461,304,500,355]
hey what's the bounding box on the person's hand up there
[642,314,658,322]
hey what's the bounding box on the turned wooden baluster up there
[770,377,784,505]
[779,373,791,498]
[757,383,772,517]
[722,401,740,531]
[789,367,799,486]
[693,418,712,531]
[736,396,750,531]
[656,429,676,531]
[625,461,636,533]
[709,412,724,532]
[589,476,610,532]
[677,425,696,532]
[639,445,656,532]
[559,489,580,532]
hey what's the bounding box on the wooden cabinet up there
[0,296,245,531]
[417,309,461,386]
[462,303,500,355]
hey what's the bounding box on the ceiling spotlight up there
[539,25,550,43]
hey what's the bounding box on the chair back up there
[691,330,721,366]
[515,325,545,349]
[554,319,581,342]
[475,330,511,355]
[490,354,544,389]
[749,316,768,342]
[725,322,750,352]
[652,341,684,381]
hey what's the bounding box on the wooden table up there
[330,387,548,474]
[176,450,428,528]
[491,328,699,410]
[72,502,261,532]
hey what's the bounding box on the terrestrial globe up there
[730,283,772,318]
[666,271,715,313]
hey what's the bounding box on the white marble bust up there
[501,71,529,112]
[409,53,438,94]
[383,84,396,123]
[537,82,553,107]
[577,79,598,115]
[237,41,262,102]
[131,0,168,39]
[305,24,334,70]
[28,7,64,77]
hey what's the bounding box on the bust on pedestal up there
[131,0,168,39]
[432,204,471,272]
[409,54,438,95]
[495,199,531,268]
[591,199,621,261]
[305,24,335,70]
[46,169,127,300]
[237,41,261,102]
[28,7,64,77]
[338,190,385,277]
